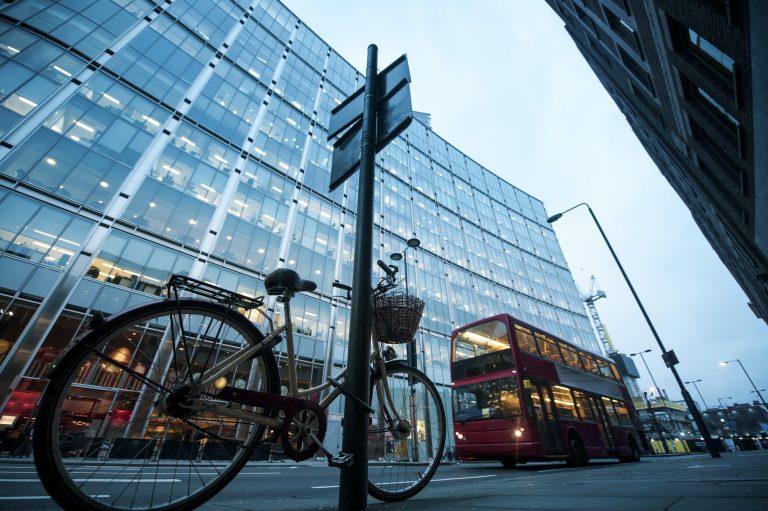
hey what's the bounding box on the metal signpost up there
[327,45,412,510]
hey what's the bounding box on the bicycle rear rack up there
[167,274,265,310]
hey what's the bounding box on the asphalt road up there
[2,457,555,509]
[1,451,767,510]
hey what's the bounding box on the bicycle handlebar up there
[333,260,400,300]
[376,259,395,278]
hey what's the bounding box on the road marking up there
[431,475,497,483]
[0,478,180,483]
[0,479,56,483]
[312,474,496,489]
[0,496,53,501]
[72,478,182,483]
[0,471,277,480]
[0,495,109,500]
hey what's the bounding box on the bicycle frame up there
[186,289,401,440]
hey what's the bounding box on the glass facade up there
[0,0,598,453]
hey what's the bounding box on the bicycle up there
[33,259,446,510]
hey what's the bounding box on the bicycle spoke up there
[367,361,446,502]
[34,299,278,511]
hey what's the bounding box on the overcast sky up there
[282,0,768,409]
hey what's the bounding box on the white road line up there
[73,478,182,483]
[0,471,277,479]
[0,496,52,501]
[70,471,277,476]
[432,475,498,483]
[0,495,109,501]
[312,474,497,489]
[0,478,180,483]
[0,479,55,483]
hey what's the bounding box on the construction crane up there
[583,275,615,355]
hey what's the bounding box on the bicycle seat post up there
[277,290,300,398]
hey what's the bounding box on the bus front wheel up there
[500,458,516,469]
[620,436,641,463]
[566,435,588,467]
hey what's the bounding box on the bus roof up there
[451,313,614,365]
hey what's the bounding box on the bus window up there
[535,334,563,363]
[452,320,513,379]
[452,377,522,422]
[551,385,578,420]
[613,400,633,426]
[514,325,538,354]
[601,397,620,425]
[610,363,621,381]
[559,343,582,370]
[572,390,594,421]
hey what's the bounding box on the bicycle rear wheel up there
[33,298,279,511]
[367,360,446,502]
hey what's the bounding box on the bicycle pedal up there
[328,452,353,468]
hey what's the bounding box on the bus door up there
[528,382,564,453]
[590,396,616,453]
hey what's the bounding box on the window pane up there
[552,385,578,420]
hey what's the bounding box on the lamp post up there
[548,203,720,458]
[630,350,662,402]
[630,349,670,453]
[643,390,666,455]
[719,359,767,408]
[390,237,420,368]
[718,397,733,439]
[390,237,420,295]
[684,379,709,410]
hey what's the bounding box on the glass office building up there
[0,0,597,452]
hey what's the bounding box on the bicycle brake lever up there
[332,282,352,300]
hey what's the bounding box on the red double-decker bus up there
[451,314,647,467]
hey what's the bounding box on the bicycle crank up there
[280,400,327,461]
[216,386,329,462]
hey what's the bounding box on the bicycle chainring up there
[280,401,326,461]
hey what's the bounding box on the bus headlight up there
[455,432,464,440]
[513,428,525,438]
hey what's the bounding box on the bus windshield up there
[452,319,513,380]
[453,377,522,422]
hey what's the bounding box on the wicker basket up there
[373,292,425,344]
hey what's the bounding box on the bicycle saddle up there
[264,268,317,295]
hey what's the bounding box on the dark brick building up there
[544,0,768,322]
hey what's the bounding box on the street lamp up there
[630,350,670,406]
[718,397,733,439]
[390,237,420,295]
[684,379,709,410]
[630,350,670,454]
[390,237,420,368]
[719,359,767,408]
[548,202,720,458]
[643,390,666,455]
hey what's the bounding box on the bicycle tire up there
[33,298,280,511]
[367,360,446,502]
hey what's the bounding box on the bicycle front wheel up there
[367,360,446,502]
[33,298,279,511]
